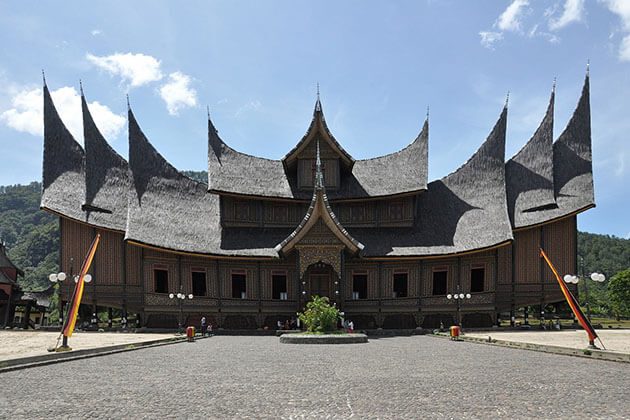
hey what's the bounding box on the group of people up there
[277,318,299,330]
[200,316,213,336]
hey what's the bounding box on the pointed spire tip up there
[586,59,590,77]
[126,94,130,111]
[41,69,46,86]
[505,91,510,109]
[79,79,84,96]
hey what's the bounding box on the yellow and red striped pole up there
[540,248,599,347]
[61,233,101,339]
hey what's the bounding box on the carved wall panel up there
[297,246,343,278]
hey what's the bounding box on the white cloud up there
[86,52,163,88]
[603,0,630,61]
[234,100,261,118]
[91,29,102,36]
[496,0,530,32]
[0,86,125,144]
[548,0,585,31]
[158,72,198,116]
[479,31,504,49]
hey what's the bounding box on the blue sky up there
[0,1,628,237]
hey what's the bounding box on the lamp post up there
[49,271,67,326]
[169,292,193,334]
[446,287,471,327]
[49,271,92,348]
[563,271,606,323]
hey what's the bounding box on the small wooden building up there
[41,74,594,329]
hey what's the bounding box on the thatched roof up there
[506,89,556,228]
[125,108,277,256]
[207,100,428,200]
[347,107,513,257]
[41,83,87,223]
[510,74,594,227]
[82,92,129,231]
[41,77,594,258]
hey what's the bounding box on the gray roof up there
[207,104,428,200]
[41,84,87,223]
[347,107,513,257]
[125,109,278,257]
[82,93,130,231]
[510,74,594,228]
[41,78,594,259]
[506,89,556,228]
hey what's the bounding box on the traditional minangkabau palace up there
[40,73,594,330]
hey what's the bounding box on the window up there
[154,268,169,293]
[352,273,368,299]
[272,272,288,300]
[192,270,207,297]
[232,272,247,298]
[471,266,485,293]
[432,269,447,296]
[393,272,408,298]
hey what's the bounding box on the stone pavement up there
[1,336,628,419]
[0,331,175,361]
[465,329,630,353]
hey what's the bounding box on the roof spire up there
[207,105,210,120]
[426,105,430,121]
[315,139,324,189]
[79,79,84,96]
[505,91,510,108]
[314,83,322,113]
[317,82,320,101]
[552,77,557,94]
[42,69,47,86]
[586,59,590,77]
[126,94,131,111]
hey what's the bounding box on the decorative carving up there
[297,246,343,278]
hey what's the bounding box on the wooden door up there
[308,273,331,300]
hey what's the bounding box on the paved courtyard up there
[0,331,175,361]
[1,336,628,419]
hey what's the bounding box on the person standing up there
[201,316,207,336]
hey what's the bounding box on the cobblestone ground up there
[1,336,628,419]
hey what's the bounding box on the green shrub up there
[298,295,339,333]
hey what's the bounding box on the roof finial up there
[505,91,510,108]
[426,105,430,120]
[315,139,324,189]
[552,77,557,94]
[586,59,590,77]
[41,69,46,86]
[79,79,84,96]
[126,94,130,111]
[316,82,320,101]
[207,105,210,120]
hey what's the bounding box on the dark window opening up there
[192,271,207,297]
[393,273,408,298]
[154,269,169,294]
[232,273,247,298]
[471,267,485,293]
[352,274,368,299]
[432,270,447,296]
[272,274,288,300]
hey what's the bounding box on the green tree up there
[608,269,630,320]
[298,295,340,333]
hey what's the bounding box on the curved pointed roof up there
[41,83,87,223]
[348,107,512,257]
[506,88,556,228]
[207,102,429,200]
[276,141,364,255]
[282,98,354,169]
[82,91,130,231]
[125,108,278,256]
[511,73,594,228]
